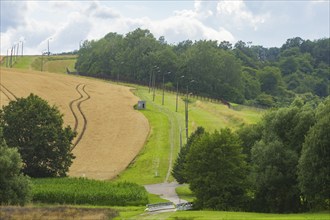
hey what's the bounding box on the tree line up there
[172,97,330,213]
[75,28,329,107]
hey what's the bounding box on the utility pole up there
[6,49,9,67]
[162,71,171,105]
[152,69,160,102]
[21,41,24,57]
[149,66,155,93]
[185,80,195,142]
[47,38,52,56]
[149,70,153,93]
[176,75,184,112]
[13,44,16,63]
[16,42,19,60]
[10,46,14,67]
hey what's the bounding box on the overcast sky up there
[1,0,329,55]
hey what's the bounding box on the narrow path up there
[69,83,90,150]
[144,182,187,205]
[0,83,17,101]
[138,88,186,206]
[137,88,181,183]
[69,84,84,132]
[165,114,175,182]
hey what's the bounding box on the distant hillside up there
[75,29,329,107]
[1,55,77,74]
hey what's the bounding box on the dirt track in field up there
[0,68,149,180]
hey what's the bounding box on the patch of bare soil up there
[0,206,118,220]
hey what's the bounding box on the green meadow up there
[116,84,263,184]
[1,55,76,73]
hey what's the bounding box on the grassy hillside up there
[3,56,327,220]
[43,55,77,73]
[116,85,263,184]
[1,55,76,73]
[5,56,264,184]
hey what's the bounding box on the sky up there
[1,0,329,55]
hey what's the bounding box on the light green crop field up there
[1,55,38,69]
[1,55,76,73]
[43,55,77,73]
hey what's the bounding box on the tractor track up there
[0,83,17,101]
[69,83,90,150]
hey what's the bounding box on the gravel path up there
[144,182,187,204]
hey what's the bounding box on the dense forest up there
[172,97,330,213]
[75,28,329,107]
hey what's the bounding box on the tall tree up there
[172,127,205,184]
[186,128,249,210]
[250,102,316,213]
[0,128,31,205]
[298,98,330,210]
[0,94,76,177]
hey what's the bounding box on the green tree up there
[0,128,31,205]
[251,139,301,213]
[280,56,298,75]
[172,127,205,184]
[186,128,249,210]
[236,124,263,163]
[0,94,76,177]
[258,66,284,96]
[298,98,330,210]
[250,103,316,213]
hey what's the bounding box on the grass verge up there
[143,210,330,220]
[175,184,195,202]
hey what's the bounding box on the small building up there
[137,100,146,110]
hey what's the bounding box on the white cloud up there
[48,13,92,53]
[0,1,28,32]
[146,15,234,44]
[0,0,328,54]
[194,0,215,19]
[216,0,268,31]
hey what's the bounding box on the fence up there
[145,202,176,212]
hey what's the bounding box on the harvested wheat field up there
[0,67,149,180]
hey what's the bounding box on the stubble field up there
[0,67,149,180]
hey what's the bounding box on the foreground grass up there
[148,211,330,220]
